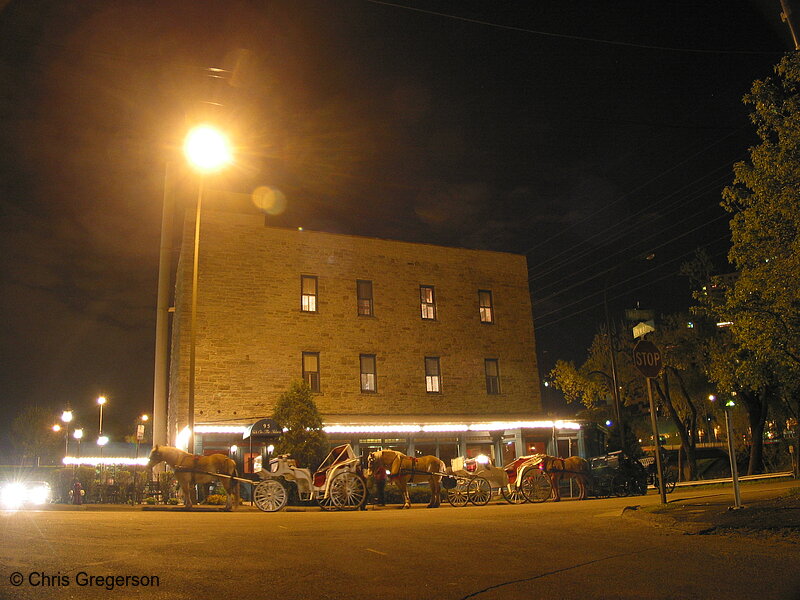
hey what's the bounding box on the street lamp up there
[134,415,149,505]
[183,124,233,455]
[97,396,107,436]
[60,410,73,458]
[73,429,83,462]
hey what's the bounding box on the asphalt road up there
[1,482,798,600]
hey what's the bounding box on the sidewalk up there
[623,477,800,537]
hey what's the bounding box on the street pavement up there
[1,479,798,600]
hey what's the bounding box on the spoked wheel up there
[468,477,492,506]
[521,469,552,503]
[253,479,288,512]
[447,480,470,507]
[501,484,527,504]
[662,469,677,494]
[318,495,336,511]
[329,471,367,510]
[612,474,630,497]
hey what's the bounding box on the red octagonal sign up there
[632,339,662,379]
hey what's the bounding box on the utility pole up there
[781,0,800,50]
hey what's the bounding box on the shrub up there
[204,494,227,505]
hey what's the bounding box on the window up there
[479,290,494,323]
[420,285,436,320]
[425,357,441,393]
[360,354,377,392]
[485,359,500,394]
[357,280,373,316]
[302,352,320,392]
[301,275,318,312]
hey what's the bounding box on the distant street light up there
[73,429,83,462]
[97,396,107,436]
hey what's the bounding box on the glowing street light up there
[97,396,107,436]
[183,124,233,173]
[183,124,234,456]
[73,428,83,462]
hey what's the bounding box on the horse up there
[536,455,591,501]
[367,450,445,509]
[148,445,240,511]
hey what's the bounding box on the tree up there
[721,52,800,374]
[549,324,647,457]
[11,405,60,464]
[272,380,329,471]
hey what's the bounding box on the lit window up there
[357,280,373,316]
[301,275,318,312]
[302,352,320,392]
[420,285,436,320]
[360,354,377,393]
[485,359,500,394]
[479,290,494,323]
[425,357,441,393]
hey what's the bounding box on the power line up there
[519,128,746,262]
[531,168,734,295]
[529,163,734,287]
[364,0,783,55]
[532,234,730,328]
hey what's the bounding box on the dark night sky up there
[0,0,791,447]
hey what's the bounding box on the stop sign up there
[632,340,662,378]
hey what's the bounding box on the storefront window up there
[437,443,459,466]
[526,440,547,455]
[466,443,495,462]
[414,443,437,457]
[501,440,517,465]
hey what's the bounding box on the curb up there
[621,505,715,535]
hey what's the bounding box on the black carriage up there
[588,451,648,498]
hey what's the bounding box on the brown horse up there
[148,445,240,510]
[537,455,591,501]
[367,450,444,509]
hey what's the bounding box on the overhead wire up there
[363,0,783,55]
[533,235,730,330]
[528,159,737,284]
[531,168,735,297]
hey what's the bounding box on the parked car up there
[0,480,52,509]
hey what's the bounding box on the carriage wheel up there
[662,469,677,494]
[520,469,551,503]
[447,480,469,507]
[468,477,492,506]
[329,472,367,510]
[318,495,336,511]
[253,479,288,512]
[501,484,527,504]
[612,474,631,497]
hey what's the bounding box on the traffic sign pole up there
[647,378,667,505]
[633,339,667,505]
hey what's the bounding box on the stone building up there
[167,210,600,472]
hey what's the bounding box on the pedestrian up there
[71,479,83,506]
[374,463,387,507]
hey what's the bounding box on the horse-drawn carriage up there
[253,444,368,512]
[445,454,556,506]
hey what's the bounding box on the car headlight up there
[1,483,26,510]
[27,485,50,505]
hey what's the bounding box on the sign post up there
[632,339,667,505]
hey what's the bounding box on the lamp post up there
[134,415,149,504]
[182,124,233,455]
[61,410,73,458]
[724,399,743,509]
[97,396,106,436]
[73,429,83,463]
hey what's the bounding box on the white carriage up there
[446,454,552,506]
[252,444,367,512]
